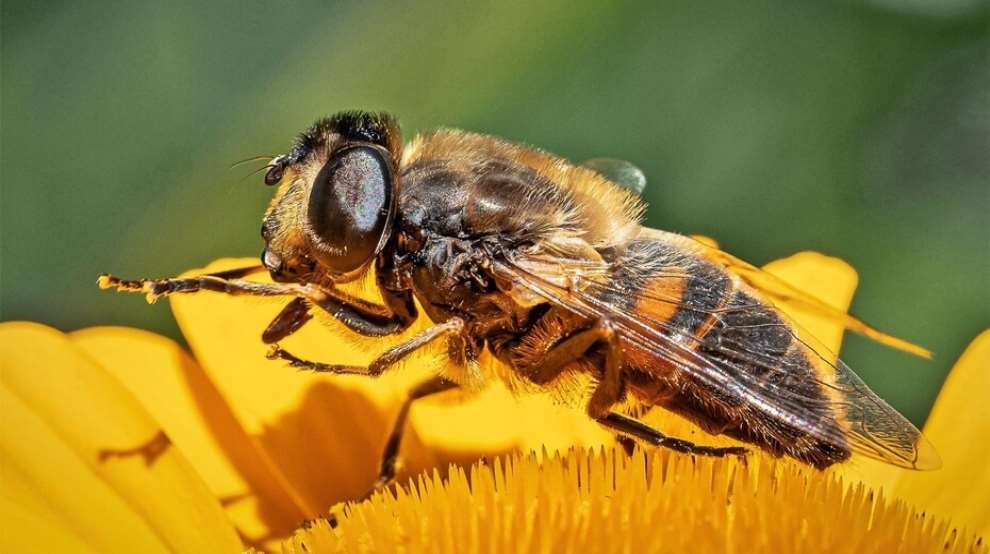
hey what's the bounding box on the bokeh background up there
[2,0,987,425]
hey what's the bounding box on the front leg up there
[98,272,416,337]
[97,273,300,302]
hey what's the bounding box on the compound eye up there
[306,145,394,275]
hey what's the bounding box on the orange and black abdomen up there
[614,238,851,468]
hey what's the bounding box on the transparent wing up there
[492,242,940,469]
[581,158,647,196]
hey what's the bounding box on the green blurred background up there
[2,1,987,425]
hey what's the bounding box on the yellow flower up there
[0,252,985,553]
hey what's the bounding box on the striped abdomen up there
[613,238,851,468]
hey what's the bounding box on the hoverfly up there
[100,111,939,492]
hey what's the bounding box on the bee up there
[100,111,940,492]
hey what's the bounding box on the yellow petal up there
[0,495,99,554]
[893,329,990,537]
[70,326,306,550]
[689,234,719,248]
[0,322,241,553]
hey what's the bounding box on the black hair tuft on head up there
[287,111,401,164]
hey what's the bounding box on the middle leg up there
[266,318,465,377]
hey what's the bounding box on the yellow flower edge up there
[281,448,985,554]
[893,328,990,536]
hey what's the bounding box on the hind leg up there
[597,412,746,457]
[583,327,746,458]
[505,316,745,458]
